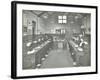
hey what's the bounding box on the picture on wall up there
[11,1,98,79]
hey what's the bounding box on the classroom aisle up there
[40,49,74,68]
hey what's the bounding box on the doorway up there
[32,21,36,40]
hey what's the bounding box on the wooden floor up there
[40,48,74,68]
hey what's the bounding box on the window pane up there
[58,16,63,19]
[58,20,63,23]
[63,16,67,19]
[61,29,65,34]
[63,20,67,23]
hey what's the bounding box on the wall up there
[23,11,83,35]
[82,14,91,34]
[38,17,47,34]
[23,10,38,35]
[38,12,82,34]
[23,10,49,34]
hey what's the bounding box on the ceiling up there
[26,10,89,21]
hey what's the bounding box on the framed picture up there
[11,1,98,79]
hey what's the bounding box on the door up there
[32,21,36,40]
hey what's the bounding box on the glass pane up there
[58,20,63,23]
[63,20,67,23]
[58,16,63,19]
[61,29,65,34]
[63,16,67,19]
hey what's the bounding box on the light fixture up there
[43,15,48,19]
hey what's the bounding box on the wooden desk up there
[68,40,84,65]
[23,40,53,69]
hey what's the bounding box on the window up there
[58,15,67,24]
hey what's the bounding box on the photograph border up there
[11,1,98,79]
